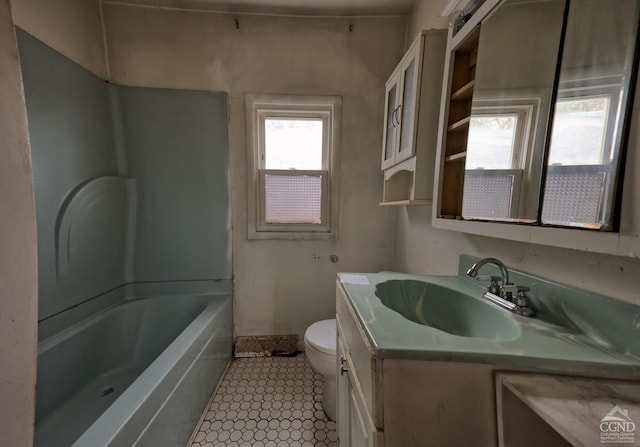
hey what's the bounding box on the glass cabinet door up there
[381,72,400,170]
[396,43,422,163]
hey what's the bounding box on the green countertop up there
[338,271,640,379]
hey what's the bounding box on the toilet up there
[304,319,337,421]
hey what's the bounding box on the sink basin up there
[375,280,521,341]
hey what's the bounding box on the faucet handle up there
[501,284,529,293]
[476,275,503,283]
[512,293,529,307]
[475,275,503,295]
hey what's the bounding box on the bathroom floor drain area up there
[100,386,115,397]
[234,335,298,358]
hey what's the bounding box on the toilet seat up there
[304,319,336,355]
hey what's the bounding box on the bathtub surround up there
[18,29,126,321]
[18,29,233,446]
[18,29,231,322]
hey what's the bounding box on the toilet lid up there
[305,319,336,355]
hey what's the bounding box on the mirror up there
[457,0,639,230]
[541,0,640,230]
[462,0,565,222]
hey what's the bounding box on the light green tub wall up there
[17,29,231,322]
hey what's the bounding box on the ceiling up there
[111,0,417,16]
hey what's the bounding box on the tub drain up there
[100,386,114,397]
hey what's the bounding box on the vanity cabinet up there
[336,267,640,446]
[335,281,497,446]
[380,30,446,205]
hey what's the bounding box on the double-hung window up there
[246,94,341,239]
[462,99,536,220]
[541,76,623,227]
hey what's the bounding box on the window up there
[467,114,519,169]
[463,102,535,220]
[466,104,534,170]
[246,94,341,239]
[547,95,611,165]
[541,77,623,228]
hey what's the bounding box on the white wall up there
[0,1,38,444]
[408,0,449,38]
[11,0,107,77]
[101,4,406,342]
[396,0,640,306]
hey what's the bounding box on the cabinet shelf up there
[445,152,467,162]
[447,116,471,132]
[438,26,479,218]
[451,80,475,101]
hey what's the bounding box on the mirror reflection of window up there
[462,104,534,221]
[542,90,616,228]
[541,0,640,231]
[548,96,611,166]
[460,0,566,223]
[466,115,518,169]
[463,114,520,220]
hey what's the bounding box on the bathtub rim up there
[38,279,232,342]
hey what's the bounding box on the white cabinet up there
[380,30,446,205]
[381,40,421,170]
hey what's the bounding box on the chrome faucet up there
[466,257,509,295]
[466,258,535,317]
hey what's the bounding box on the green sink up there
[375,280,521,341]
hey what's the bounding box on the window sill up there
[248,229,336,241]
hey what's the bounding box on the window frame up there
[550,75,624,166]
[245,93,341,240]
[468,101,536,171]
[465,95,540,220]
[540,74,625,230]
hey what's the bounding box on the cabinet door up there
[348,380,374,447]
[337,335,350,445]
[396,40,423,164]
[381,70,401,170]
[337,335,376,447]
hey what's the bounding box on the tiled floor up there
[188,355,338,447]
